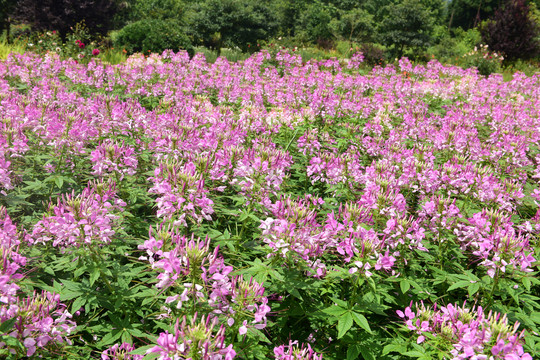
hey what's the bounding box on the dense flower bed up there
[0,50,538,359]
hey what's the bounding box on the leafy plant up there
[481,0,540,62]
[114,18,193,56]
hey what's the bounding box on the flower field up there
[0,50,539,359]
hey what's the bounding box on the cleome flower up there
[397,302,532,360]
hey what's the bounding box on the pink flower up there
[92,49,100,56]
[375,251,396,270]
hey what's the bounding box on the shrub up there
[428,28,481,63]
[114,19,193,56]
[481,0,540,62]
[461,44,504,76]
[13,0,118,38]
[358,43,385,66]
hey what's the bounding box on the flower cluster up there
[29,181,125,249]
[273,341,323,360]
[149,161,214,226]
[397,302,532,360]
[346,52,365,70]
[90,139,138,179]
[455,209,536,277]
[230,139,293,203]
[139,225,271,335]
[1,208,75,357]
[146,315,236,360]
[102,342,142,360]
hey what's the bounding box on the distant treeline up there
[1,0,539,62]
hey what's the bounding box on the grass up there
[0,34,26,60]
[98,48,128,65]
[194,46,251,63]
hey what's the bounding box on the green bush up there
[428,28,482,64]
[461,44,504,76]
[114,19,193,56]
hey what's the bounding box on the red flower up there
[92,49,100,56]
[78,42,85,49]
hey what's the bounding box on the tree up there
[0,0,17,42]
[127,0,184,22]
[447,0,503,30]
[187,0,277,54]
[13,0,119,38]
[378,0,436,58]
[340,8,375,45]
[481,0,540,61]
[272,0,310,37]
[298,1,337,46]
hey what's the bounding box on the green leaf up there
[322,305,347,317]
[89,267,101,287]
[97,329,123,346]
[129,345,155,355]
[467,282,480,297]
[347,344,361,360]
[337,312,353,339]
[360,345,376,360]
[403,351,427,358]
[121,331,133,344]
[71,297,86,314]
[522,277,531,291]
[248,328,272,343]
[447,280,471,292]
[54,175,64,189]
[331,297,349,308]
[400,279,410,294]
[74,264,86,278]
[383,343,407,355]
[143,353,160,360]
[351,312,372,333]
[0,317,17,333]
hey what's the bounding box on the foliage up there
[357,43,386,66]
[338,8,375,44]
[114,18,193,55]
[0,0,17,40]
[0,36,25,59]
[128,0,184,21]
[22,23,101,63]
[378,0,436,58]
[187,0,277,54]
[461,44,504,75]
[12,0,119,38]
[297,1,337,46]
[427,27,482,63]
[447,0,503,30]
[272,0,310,37]
[481,0,540,62]
[98,48,128,65]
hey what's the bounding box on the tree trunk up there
[6,17,10,44]
[474,0,483,28]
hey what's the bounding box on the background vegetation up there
[0,0,539,74]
